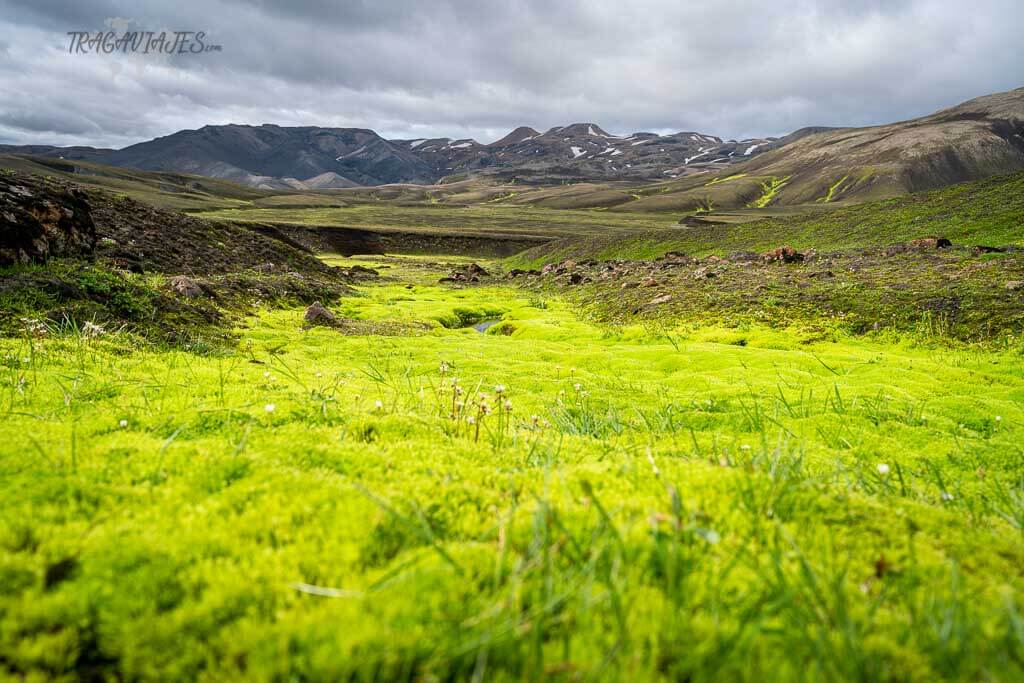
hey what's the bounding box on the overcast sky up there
[0,0,1021,148]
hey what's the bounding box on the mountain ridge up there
[2,86,1021,199]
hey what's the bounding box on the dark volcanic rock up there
[304,301,337,326]
[0,173,96,266]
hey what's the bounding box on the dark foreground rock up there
[0,173,96,266]
[304,301,337,326]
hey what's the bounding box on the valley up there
[2,253,1024,680]
[2,85,1024,682]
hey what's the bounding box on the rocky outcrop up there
[0,173,96,266]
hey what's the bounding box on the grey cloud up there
[0,0,1021,148]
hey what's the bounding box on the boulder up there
[304,301,337,326]
[761,246,804,264]
[168,275,202,298]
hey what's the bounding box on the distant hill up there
[733,87,1024,205]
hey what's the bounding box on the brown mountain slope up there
[730,86,1024,206]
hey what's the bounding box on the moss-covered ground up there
[2,257,1023,680]
[513,171,1024,263]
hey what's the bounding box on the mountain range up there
[0,123,780,189]
[1,87,1022,208]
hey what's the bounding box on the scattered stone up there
[1006,281,1024,292]
[620,281,639,289]
[349,264,379,277]
[304,301,336,326]
[648,294,673,305]
[692,266,723,279]
[909,237,952,249]
[253,263,276,273]
[466,262,489,276]
[761,246,804,263]
[168,275,202,298]
[728,251,760,263]
[641,277,658,287]
[974,245,1006,254]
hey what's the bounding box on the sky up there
[0,0,1022,149]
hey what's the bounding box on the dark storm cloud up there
[0,0,1021,147]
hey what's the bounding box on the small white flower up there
[494,384,505,395]
[740,444,751,451]
[374,399,383,410]
[264,403,276,413]
[877,463,890,475]
[466,415,476,425]
[573,383,583,392]
[82,321,105,338]
[504,400,513,411]
[995,415,1002,422]
[263,371,271,378]
[119,419,128,428]
[315,372,323,378]
[440,361,450,373]
[940,491,954,502]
